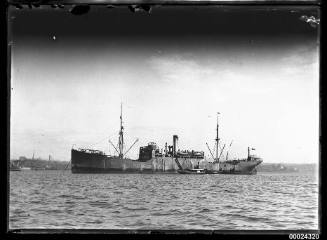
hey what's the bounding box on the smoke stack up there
[165,142,168,155]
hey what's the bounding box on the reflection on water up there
[10,171,318,230]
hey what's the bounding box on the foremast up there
[118,103,124,159]
[108,103,138,159]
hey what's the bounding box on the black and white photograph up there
[7,0,320,233]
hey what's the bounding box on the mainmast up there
[118,103,124,158]
[215,112,220,162]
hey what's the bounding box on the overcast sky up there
[9,5,319,163]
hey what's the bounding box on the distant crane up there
[64,160,71,171]
[225,140,233,161]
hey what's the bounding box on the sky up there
[9,5,320,163]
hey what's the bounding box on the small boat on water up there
[204,169,220,174]
[177,168,206,174]
[10,161,22,171]
[20,167,31,170]
[10,160,32,171]
[10,164,21,171]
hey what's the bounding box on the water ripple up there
[9,171,318,230]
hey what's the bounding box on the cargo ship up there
[71,106,262,174]
[71,104,204,173]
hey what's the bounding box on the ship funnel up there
[165,142,168,155]
[173,135,178,157]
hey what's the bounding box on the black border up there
[2,0,324,238]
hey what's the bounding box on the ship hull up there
[71,149,261,174]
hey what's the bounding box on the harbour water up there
[9,171,318,230]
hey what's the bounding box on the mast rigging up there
[206,142,215,160]
[216,112,220,162]
[124,138,139,156]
